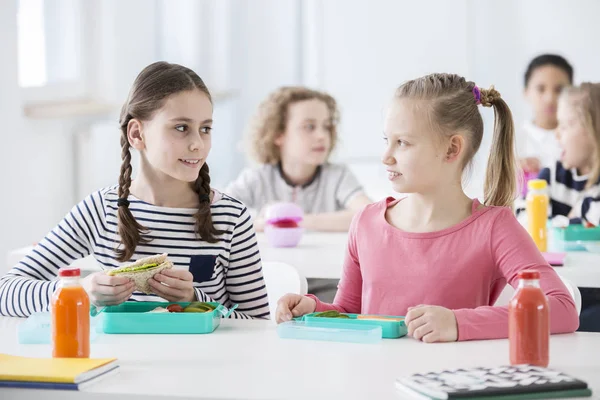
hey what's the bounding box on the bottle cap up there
[518,270,540,280]
[528,179,547,190]
[58,268,81,277]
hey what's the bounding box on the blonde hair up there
[248,86,340,164]
[559,82,600,188]
[395,73,517,207]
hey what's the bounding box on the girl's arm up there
[581,196,600,226]
[305,211,364,313]
[452,208,579,341]
[222,207,270,319]
[0,192,100,316]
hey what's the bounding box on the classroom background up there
[1,0,600,263]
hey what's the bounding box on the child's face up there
[275,99,332,167]
[382,99,455,194]
[135,89,213,183]
[524,65,571,125]
[556,99,595,171]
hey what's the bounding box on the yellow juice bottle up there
[526,179,549,252]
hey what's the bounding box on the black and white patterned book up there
[395,365,590,399]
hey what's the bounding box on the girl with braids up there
[0,62,269,319]
[276,73,579,342]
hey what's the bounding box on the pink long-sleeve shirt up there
[309,197,579,341]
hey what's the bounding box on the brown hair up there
[116,61,223,262]
[559,82,600,188]
[395,73,517,207]
[248,86,340,164]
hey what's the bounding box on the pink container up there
[264,203,304,248]
[520,171,538,198]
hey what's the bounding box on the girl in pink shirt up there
[275,73,579,342]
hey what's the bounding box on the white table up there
[0,317,598,400]
[256,232,347,280]
[5,233,600,286]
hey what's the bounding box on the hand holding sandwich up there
[149,269,196,302]
[91,253,196,304]
[83,273,136,306]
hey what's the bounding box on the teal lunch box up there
[98,301,235,334]
[301,312,407,339]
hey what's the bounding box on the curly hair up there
[247,86,340,164]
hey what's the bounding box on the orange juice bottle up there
[51,268,90,358]
[526,179,549,252]
[508,270,549,367]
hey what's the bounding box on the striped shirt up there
[0,186,270,319]
[539,161,600,225]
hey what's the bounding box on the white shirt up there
[225,163,364,215]
[520,120,561,170]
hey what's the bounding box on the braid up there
[193,163,225,242]
[116,121,149,262]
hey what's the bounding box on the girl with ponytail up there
[276,73,578,341]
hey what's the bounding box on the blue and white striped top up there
[0,186,270,319]
[539,161,600,225]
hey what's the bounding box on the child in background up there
[276,73,579,342]
[226,87,372,232]
[520,54,573,173]
[227,87,372,303]
[538,82,600,332]
[0,62,269,319]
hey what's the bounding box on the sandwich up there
[106,253,173,294]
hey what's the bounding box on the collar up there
[277,163,323,189]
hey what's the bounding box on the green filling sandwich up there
[105,253,173,294]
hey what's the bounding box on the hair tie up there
[117,198,130,207]
[472,86,482,105]
[199,194,210,203]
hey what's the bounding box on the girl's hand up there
[82,272,135,306]
[275,294,317,323]
[405,305,458,343]
[149,269,196,302]
[253,217,266,232]
[519,157,541,174]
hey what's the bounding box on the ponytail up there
[480,87,517,207]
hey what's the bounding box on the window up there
[17,0,87,101]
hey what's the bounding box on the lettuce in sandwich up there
[106,253,173,294]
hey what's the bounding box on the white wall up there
[0,0,75,263]
[4,0,600,261]
[76,0,304,195]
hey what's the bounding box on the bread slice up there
[106,253,174,294]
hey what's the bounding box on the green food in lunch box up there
[183,302,216,313]
[313,310,350,319]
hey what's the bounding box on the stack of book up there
[0,353,119,390]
